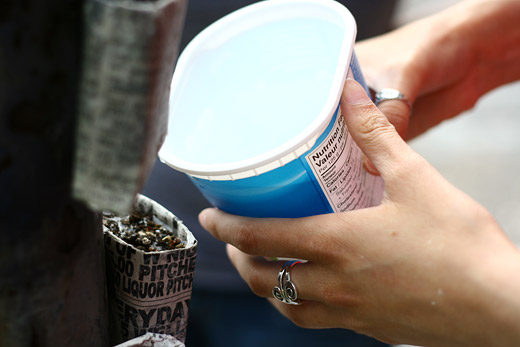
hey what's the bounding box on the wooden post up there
[0,0,109,345]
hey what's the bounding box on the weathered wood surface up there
[0,1,105,345]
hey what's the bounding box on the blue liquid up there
[167,17,344,165]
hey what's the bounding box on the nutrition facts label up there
[305,107,383,212]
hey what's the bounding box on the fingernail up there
[362,156,380,176]
[198,209,208,228]
[344,78,371,105]
[226,244,237,260]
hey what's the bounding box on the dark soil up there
[103,210,185,252]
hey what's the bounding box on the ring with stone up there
[374,88,412,109]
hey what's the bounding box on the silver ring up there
[375,88,412,109]
[272,261,303,305]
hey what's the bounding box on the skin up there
[198,1,520,345]
[357,0,520,140]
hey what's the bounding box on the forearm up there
[469,241,520,346]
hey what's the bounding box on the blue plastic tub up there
[159,0,384,218]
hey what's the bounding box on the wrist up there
[466,238,520,346]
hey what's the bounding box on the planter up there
[104,194,197,345]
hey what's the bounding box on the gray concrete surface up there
[392,0,461,27]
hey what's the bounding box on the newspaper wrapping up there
[104,194,197,344]
[73,0,186,215]
[114,333,185,347]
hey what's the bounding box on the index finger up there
[199,208,345,261]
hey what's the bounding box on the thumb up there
[341,78,409,179]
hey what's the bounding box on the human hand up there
[356,0,520,140]
[199,79,520,346]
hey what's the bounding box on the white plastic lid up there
[159,0,356,180]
